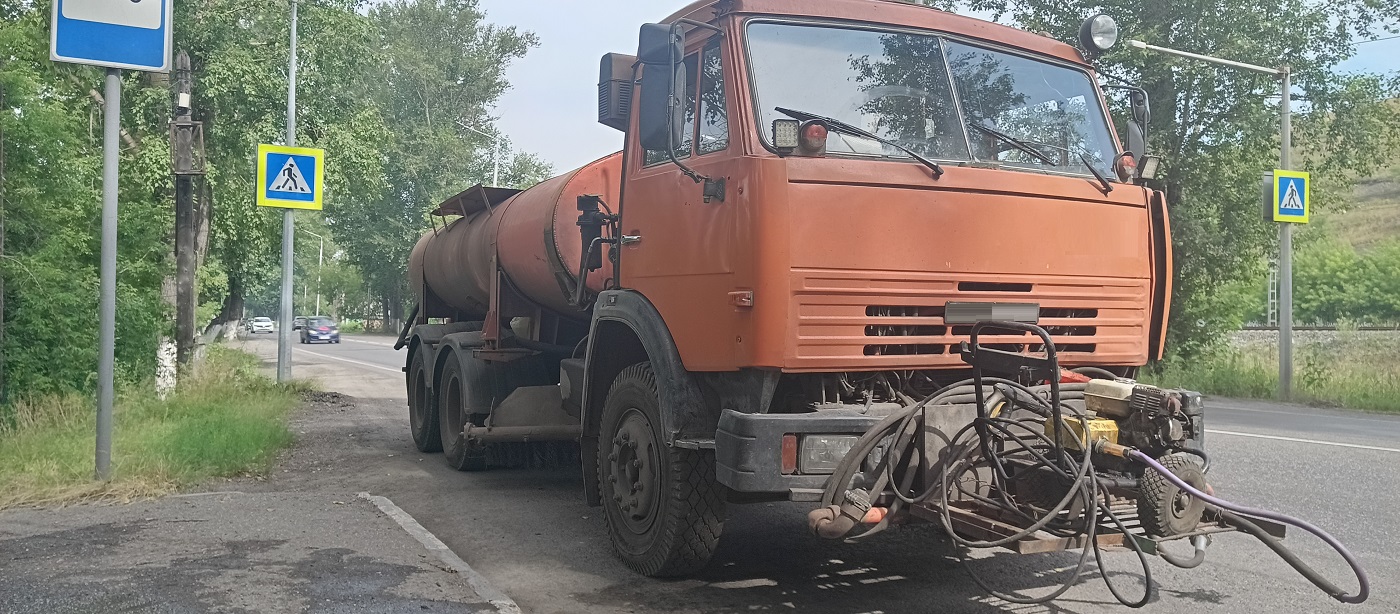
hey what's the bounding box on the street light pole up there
[1128,40,1294,399]
[456,121,502,186]
[277,0,299,383]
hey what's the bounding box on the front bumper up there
[714,408,882,500]
[307,332,339,341]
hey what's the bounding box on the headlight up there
[1079,14,1119,55]
[799,435,859,474]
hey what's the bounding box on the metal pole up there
[493,139,500,187]
[277,0,299,383]
[1278,68,1293,399]
[315,236,323,316]
[96,69,121,480]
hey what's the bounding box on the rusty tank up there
[409,152,622,320]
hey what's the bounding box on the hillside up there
[1318,163,1400,251]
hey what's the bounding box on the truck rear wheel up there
[438,351,489,471]
[407,347,441,453]
[597,362,726,577]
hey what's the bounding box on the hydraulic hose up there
[1127,449,1369,604]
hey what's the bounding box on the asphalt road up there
[246,333,1400,613]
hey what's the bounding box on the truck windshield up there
[746,22,1118,178]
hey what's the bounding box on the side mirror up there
[636,23,687,152]
[1126,120,1147,165]
[637,23,680,65]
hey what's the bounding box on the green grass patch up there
[1144,330,1400,413]
[0,346,303,509]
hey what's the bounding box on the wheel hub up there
[609,408,659,534]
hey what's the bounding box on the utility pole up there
[277,0,299,383]
[171,50,205,367]
[1128,40,1295,399]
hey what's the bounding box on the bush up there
[0,346,301,509]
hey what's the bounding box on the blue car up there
[299,316,340,344]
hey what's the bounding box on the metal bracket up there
[703,177,726,203]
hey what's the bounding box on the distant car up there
[250,317,274,334]
[293,316,308,330]
[300,316,340,344]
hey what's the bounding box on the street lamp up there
[1127,39,1296,399]
[457,121,503,187]
[301,229,324,316]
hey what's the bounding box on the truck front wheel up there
[407,347,441,453]
[598,362,726,577]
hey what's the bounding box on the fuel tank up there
[409,152,621,321]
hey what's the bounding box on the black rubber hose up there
[1129,450,1368,603]
[1072,366,1120,380]
[1170,443,1211,474]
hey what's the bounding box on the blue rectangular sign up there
[52,0,173,72]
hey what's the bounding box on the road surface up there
[244,333,1400,613]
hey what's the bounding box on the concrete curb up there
[358,492,521,614]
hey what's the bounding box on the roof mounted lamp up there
[1079,14,1119,56]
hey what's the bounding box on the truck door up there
[622,34,747,371]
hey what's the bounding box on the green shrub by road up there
[0,347,302,510]
[1145,330,1400,413]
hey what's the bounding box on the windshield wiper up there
[966,123,1114,194]
[776,107,944,179]
[965,122,1055,165]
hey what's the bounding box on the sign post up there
[256,140,325,384]
[1128,40,1298,399]
[51,0,172,481]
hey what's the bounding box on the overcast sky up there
[470,1,1398,173]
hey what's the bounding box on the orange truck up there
[399,0,1208,582]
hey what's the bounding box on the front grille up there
[792,270,1150,369]
[861,303,1100,357]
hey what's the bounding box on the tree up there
[919,0,1400,356]
[329,0,550,331]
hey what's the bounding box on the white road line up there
[294,347,400,373]
[1211,402,1400,424]
[341,336,398,348]
[358,492,521,614]
[1206,429,1400,453]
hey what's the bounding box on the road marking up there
[358,492,521,614]
[294,347,400,373]
[1206,429,1400,453]
[341,336,398,348]
[1211,402,1400,424]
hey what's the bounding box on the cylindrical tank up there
[409,152,622,321]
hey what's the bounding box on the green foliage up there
[2,3,172,397]
[0,346,300,509]
[921,0,1400,358]
[3,0,548,401]
[1145,331,1400,412]
[1290,236,1400,323]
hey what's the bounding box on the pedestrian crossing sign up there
[1273,169,1309,224]
[257,144,325,210]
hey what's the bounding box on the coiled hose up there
[818,375,1369,607]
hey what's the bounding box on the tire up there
[598,362,726,577]
[407,348,441,453]
[1138,453,1207,537]
[438,351,489,472]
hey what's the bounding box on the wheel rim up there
[607,407,661,536]
[1171,489,1192,520]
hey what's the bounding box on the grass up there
[1144,330,1400,413]
[0,346,305,510]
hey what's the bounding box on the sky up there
[469,1,1399,173]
